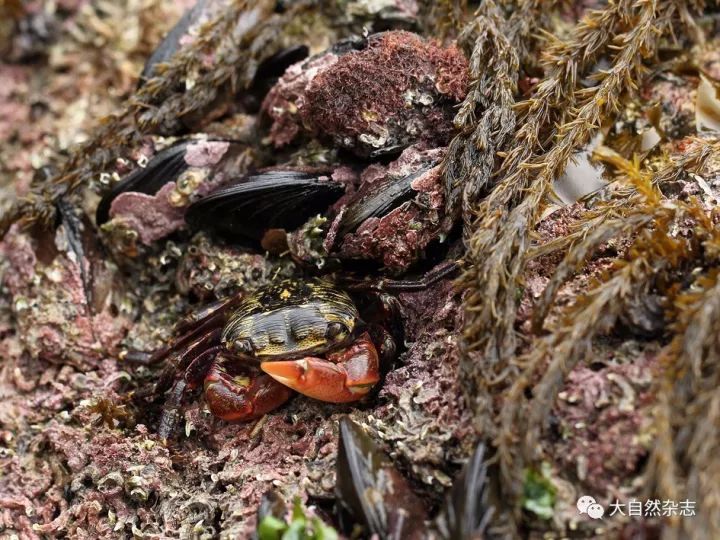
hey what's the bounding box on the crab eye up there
[325,322,348,341]
[231,339,254,355]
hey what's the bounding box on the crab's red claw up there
[261,332,380,403]
[204,366,293,421]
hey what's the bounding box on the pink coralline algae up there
[262,51,340,148]
[1,224,131,371]
[551,349,657,494]
[108,183,186,245]
[263,30,468,156]
[372,280,475,490]
[183,139,231,168]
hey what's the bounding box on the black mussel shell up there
[253,44,309,85]
[336,417,426,540]
[243,45,310,112]
[435,442,494,540]
[95,139,248,227]
[96,141,193,225]
[185,170,344,241]
[56,198,105,315]
[138,1,206,85]
[335,165,433,239]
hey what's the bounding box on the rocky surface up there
[1,2,718,539]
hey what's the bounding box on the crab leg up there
[142,294,243,365]
[131,328,223,402]
[341,259,459,292]
[203,358,293,421]
[260,332,380,403]
[173,294,244,334]
[158,378,188,440]
[155,341,223,439]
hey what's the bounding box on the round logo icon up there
[577,495,596,514]
[587,503,605,520]
[577,496,605,520]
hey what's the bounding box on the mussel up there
[335,417,495,540]
[336,417,427,539]
[184,170,345,241]
[185,162,438,242]
[95,138,249,229]
[98,140,443,254]
[434,443,494,539]
[332,164,436,239]
[96,141,195,225]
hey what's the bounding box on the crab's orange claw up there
[204,367,293,421]
[261,332,380,403]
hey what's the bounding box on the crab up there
[135,276,408,438]
[97,29,464,433]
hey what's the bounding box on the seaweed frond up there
[442,0,521,228]
[530,139,720,332]
[643,159,720,537]
[419,0,469,40]
[459,0,681,439]
[502,135,719,520]
[649,267,720,538]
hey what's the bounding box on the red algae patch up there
[301,31,467,156]
[264,30,468,156]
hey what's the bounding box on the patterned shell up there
[221,279,359,359]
